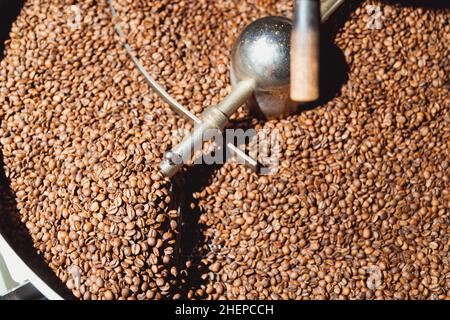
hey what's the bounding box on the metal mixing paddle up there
[159,16,293,178]
[156,3,345,178]
[108,0,345,179]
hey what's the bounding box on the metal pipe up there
[291,0,321,102]
[159,80,256,178]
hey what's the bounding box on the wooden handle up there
[291,0,320,102]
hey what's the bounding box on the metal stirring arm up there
[109,0,345,179]
[159,80,257,178]
[159,1,346,178]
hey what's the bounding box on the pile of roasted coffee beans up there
[0,0,448,299]
[0,0,183,300]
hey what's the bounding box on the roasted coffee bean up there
[0,0,448,301]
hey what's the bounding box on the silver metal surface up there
[231,16,295,119]
[0,282,45,300]
[231,0,346,118]
[231,16,292,93]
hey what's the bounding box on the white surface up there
[0,235,63,299]
[0,244,25,295]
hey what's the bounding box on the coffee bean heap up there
[190,3,449,300]
[0,0,183,300]
[0,0,448,300]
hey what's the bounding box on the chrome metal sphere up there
[231,16,292,93]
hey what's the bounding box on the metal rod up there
[159,80,256,178]
[291,0,321,102]
[320,0,345,22]
[217,80,256,116]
